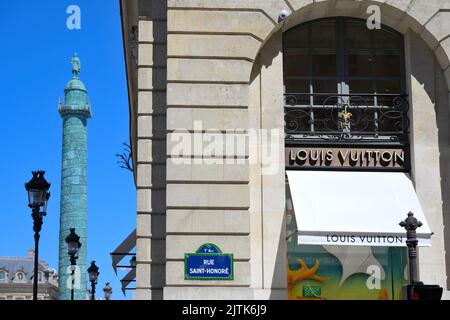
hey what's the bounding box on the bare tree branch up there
[116,143,134,173]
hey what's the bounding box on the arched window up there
[284,18,408,144]
[14,271,26,283]
[0,270,7,283]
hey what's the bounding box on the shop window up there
[284,19,410,300]
[285,182,408,300]
[284,18,408,144]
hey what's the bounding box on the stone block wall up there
[130,0,169,300]
[123,0,450,299]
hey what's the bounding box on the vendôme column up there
[58,54,91,300]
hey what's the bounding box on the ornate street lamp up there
[25,171,51,301]
[65,228,81,300]
[87,261,100,300]
[103,282,113,300]
[399,211,422,300]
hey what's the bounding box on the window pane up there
[349,80,376,106]
[312,53,336,77]
[313,80,337,94]
[374,29,400,49]
[378,99,405,134]
[314,108,339,132]
[285,79,309,94]
[349,80,374,94]
[284,51,309,77]
[348,53,373,77]
[284,25,308,48]
[346,21,371,49]
[377,80,401,94]
[348,97,377,132]
[313,80,337,105]
[285,108,311,133]
[310,20,336,48]
[375,54,401,77]
[285,79,310,105]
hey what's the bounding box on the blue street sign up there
[185,243,234,280]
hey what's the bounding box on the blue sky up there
[0,1,135,299]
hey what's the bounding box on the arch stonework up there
[168,0,450,88]
[136,0,450,299]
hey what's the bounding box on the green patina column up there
[58,54,91,300]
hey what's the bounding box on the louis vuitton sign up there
[286,147,407,170]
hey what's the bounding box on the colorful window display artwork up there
[286,211,408,300]
[287,244,408,300]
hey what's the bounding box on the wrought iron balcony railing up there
[284,93,410,144]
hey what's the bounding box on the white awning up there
[287,171,432,247]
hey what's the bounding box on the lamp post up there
[103,282,112,300]
[65,228,81,300]
[87,261,99,300]
[399,211,423,300]
[25,171,51,301]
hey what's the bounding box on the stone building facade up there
[120,0,450,299]
[0,250,58,300]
